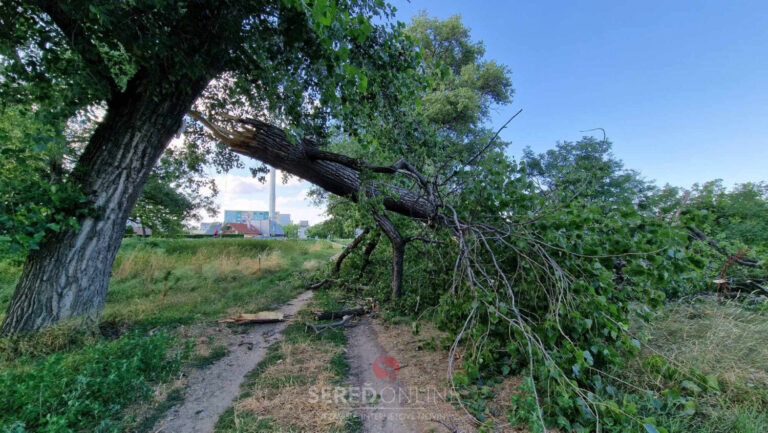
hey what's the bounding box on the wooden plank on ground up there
[218,311,285,324]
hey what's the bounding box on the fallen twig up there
[312,308,366,320]
[307,279,341,290]
[305,315,353,333]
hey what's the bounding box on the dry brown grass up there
[112,249,286,282]
[232,341,351,432]
[629,298,768,405]
[371,319,526,432]
[309,241,340,252]
[301,259,322,271]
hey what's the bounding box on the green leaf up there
[357,73,368,93]
[682,400,696,416]
[644,424,660,433]
[704,374,720,390]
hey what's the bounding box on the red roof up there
[221,223,261,235]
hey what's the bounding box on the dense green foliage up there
[0,107,91,252]
[306,218,356,239]
[661,180,768,249]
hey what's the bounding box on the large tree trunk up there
[0,74,208,335]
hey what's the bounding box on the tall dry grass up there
[632,298,768,403]
[102,238,338,328]
[112,247,286,283]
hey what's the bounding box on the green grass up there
[0,332,182,432]
[0,238,339,331]
[617,297,768,432]
[0,238,339,432]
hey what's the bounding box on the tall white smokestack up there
[269,167,276,235]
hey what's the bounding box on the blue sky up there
[208,1,768,225]
[391,0,768,186]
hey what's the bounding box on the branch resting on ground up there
[313,308,367,320]
[305,315,353,333]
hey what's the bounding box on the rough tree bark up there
[0,74,209,335]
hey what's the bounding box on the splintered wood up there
[218,311,284,324]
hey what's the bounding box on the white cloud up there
[277,188,310,205]
[211,173,269,195]
[201,174,327,225]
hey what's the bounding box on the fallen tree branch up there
[373,211,407,298]
[333,228,370,275]
[307,279,340,290]
[218,311,284,324]
[713,278,768,295]
[305,315,353,333]
[312,308,366,321]
[189,110,444,224]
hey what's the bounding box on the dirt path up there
[152,290,314,433]
[347,316,417,433]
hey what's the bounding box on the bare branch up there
[333,227,370,275]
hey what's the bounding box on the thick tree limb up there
[373,211,406,298]
[35,1,119,93]
[333,228,370,275]
[189,112,454,300]
[188,111,444,224]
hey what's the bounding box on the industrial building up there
[200,168,292,237]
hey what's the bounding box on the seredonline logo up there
[372,354,399,381]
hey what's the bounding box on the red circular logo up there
[372,354,399,381]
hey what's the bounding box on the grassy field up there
[0,237,340,433]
